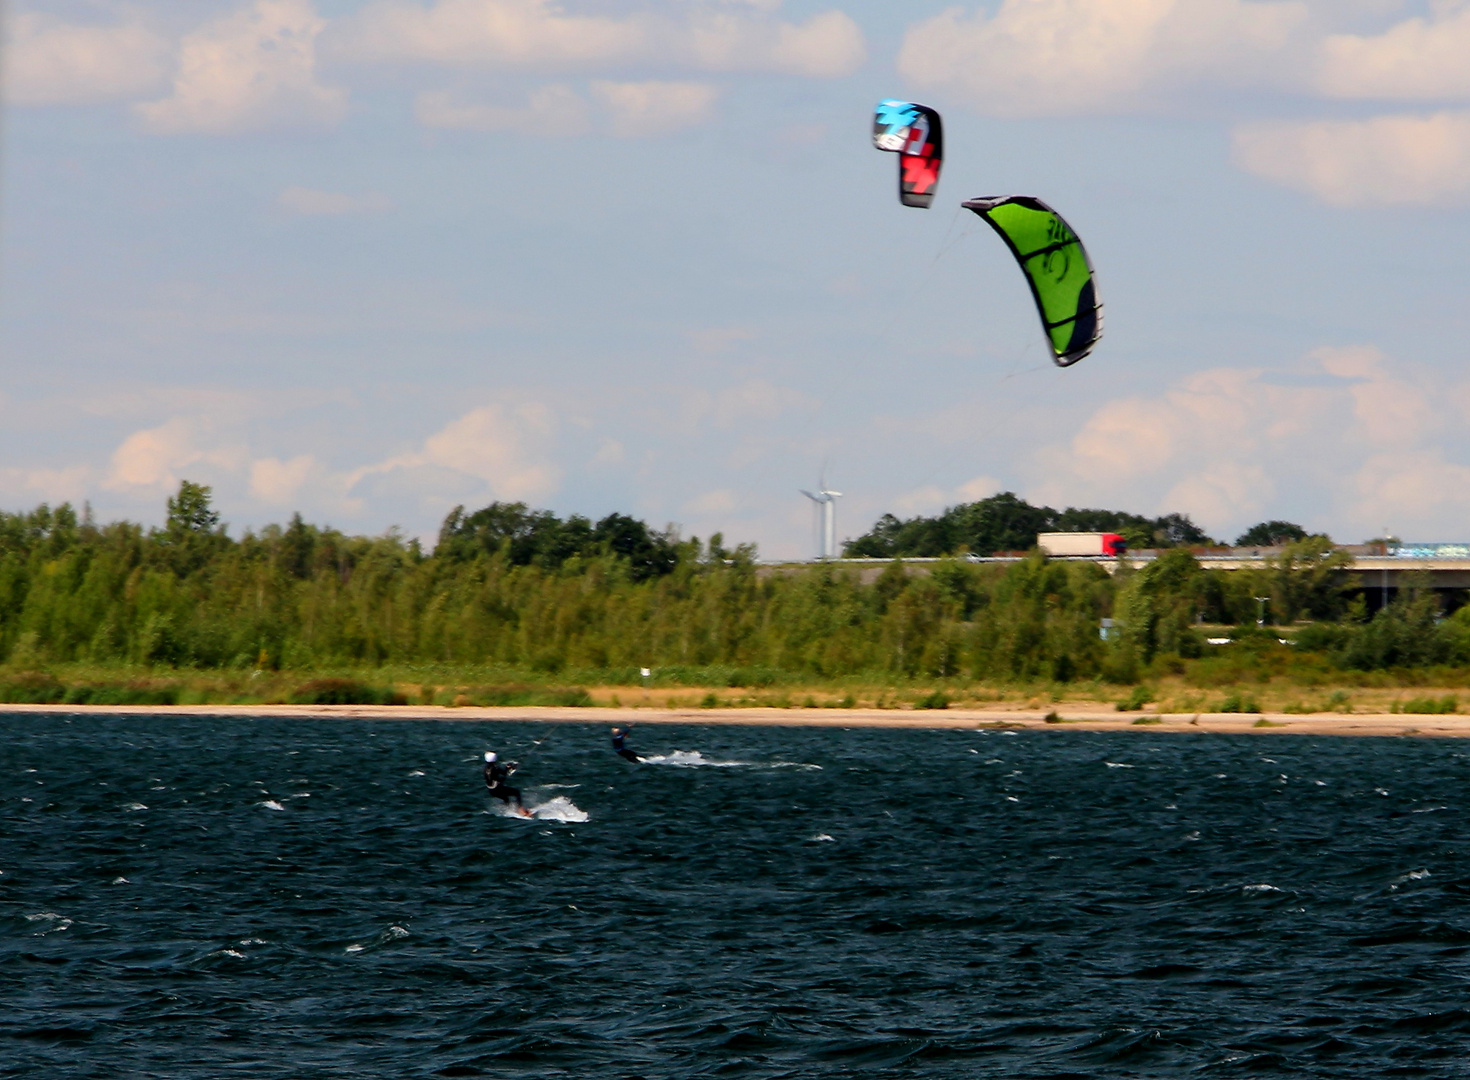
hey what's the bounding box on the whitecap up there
[639,750,748,768]
[769,761,822,770]
[347,925,410,954]
[26,912,72,934]
[1391,869,1432,890]
[221,949,246,959]
[407,770,425,777]
[124,802,148,811]
[809,834,835,843]
[111,877,128,885]
[1104,762,1134,769]
[1375,787,1390,796]
[259,800,286,811]
[1005,796,1020,803]
[528,796,589,823]
[1242,883,1280,895]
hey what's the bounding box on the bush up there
[1115,685,1155,711]
[913,689,950,710]
[0,671,65,704]
[460,685,591,707]
[63,683,180,706]
[1217,691,1261,713]
[1396,695,1458,715]
[289,678,405,705]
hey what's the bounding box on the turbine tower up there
[800,476,842,560]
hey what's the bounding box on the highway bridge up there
[772,543,1470,613]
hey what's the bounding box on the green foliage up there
[289,678,405,705]
[1395,695,1458,715]
[844,491,1214,558]
[436,502,693,582]
[913,689,950,709]
[1115,685,1154,711]
[0,483,1466,693]
[1217,691,1262,713]
[1235,520,1311,547]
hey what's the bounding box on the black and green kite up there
[961,196,1102,367]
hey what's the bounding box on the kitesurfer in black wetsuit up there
[483,752,526,813]
[611,726,641,764]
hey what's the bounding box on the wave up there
[640,750,749,768]
[26,912,73,934]
[489,795,589,823]
[345,925,409,955]
[639,750,820,770]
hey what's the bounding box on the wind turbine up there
[800,473,842,560]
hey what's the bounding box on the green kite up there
[961,196,1101,367]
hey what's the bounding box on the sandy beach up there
[3,701,1469,737]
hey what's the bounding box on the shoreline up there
[2,702,1467,737]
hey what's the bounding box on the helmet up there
[484,751,497,763]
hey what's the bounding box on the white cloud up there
[5,12,170,106]
[1026,346,1470,541]
[1233,110,1470,205]
[685,488,738,514]
[415,83,590,133]
[0,465,92,505]
[349,402,561,502]
[683,7,864,77]
[250,455,317,503]
[136,0,346,134]
[1319,4,1470,101]
[104,419,244,492]
[591,80,717,136]
[898,0,1307,117]
[335,0,864,77]
[278,187,393,215]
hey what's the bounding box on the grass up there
[1393,695,1458,715]
[2,661,1470,715]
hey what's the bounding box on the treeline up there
[845,491,1217,558]
[1,484,1467,685]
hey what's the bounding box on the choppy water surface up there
[5,716,1470,1077]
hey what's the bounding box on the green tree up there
[1236,520,1311,547]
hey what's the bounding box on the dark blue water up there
[5,716,1470,1077]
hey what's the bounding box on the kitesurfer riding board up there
[483,752,531,817]
[611,726,641,764]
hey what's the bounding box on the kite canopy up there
[961,196,1101,366]
[872,100,943,208]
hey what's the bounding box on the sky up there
[4,0,1470,557]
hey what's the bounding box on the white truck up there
[1038,532,1127,557]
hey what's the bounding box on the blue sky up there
[4,0,1470,556]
